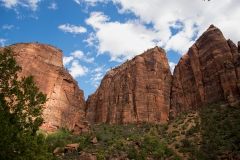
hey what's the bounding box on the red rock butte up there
[0,43,88,133]
[1,24,240,130]
[170,24,240,117]
[86,46,172,124]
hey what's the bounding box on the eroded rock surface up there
[1,43,86,132]
[170,25,240,117]
[86,46,172,124]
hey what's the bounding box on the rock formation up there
[170,25,240,117]
[1,43,86,132]
[86,47,172,124]
[1,24,239,129]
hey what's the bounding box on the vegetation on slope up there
[48,100,240,160]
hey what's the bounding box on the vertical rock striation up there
[1,25,239,128]
[86,46,172,124]
[170,25,240,117]
[1,43,86,132]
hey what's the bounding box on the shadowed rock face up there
[86,46,172,124]
[2,43,86,132]
[170,25,240,117]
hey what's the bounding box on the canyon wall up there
[170,25,240,117]
[1,24,240,129]
[1,43,87,132]
[86,46,172,124]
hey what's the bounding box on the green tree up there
[0,48,52,159]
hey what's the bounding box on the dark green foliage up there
[0,48,51,159]
[198,101,240,159]
[47,99,240,160]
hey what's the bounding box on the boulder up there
[64,143,79,153]
[91,137,98,144]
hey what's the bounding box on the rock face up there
[86,46,172,124]
[2,25,239,129]
[2,43,86,132]
[170,25,240,117]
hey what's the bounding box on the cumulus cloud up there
[85,12,160,62]
[63,50,94,78]
[84,0,240,62]
[70,50,95,63]
[112,0,240,54]
[63,56,74,66]
[1,0,42,11]
[68,60,89,78]
[0,38,7,47]
[48,2,57,10]
[58,24,87,34]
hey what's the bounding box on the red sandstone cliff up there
[86,46,172,124]
[170,25,240,117]
[2,25,239,129]
[1,43,87,132]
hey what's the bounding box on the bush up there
[181,139,191,148]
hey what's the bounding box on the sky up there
[1,0,240,99]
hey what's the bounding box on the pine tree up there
[0,48,52,159]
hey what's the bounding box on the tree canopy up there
[0,48,51,159]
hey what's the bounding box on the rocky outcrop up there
[86,46,172,124]
[2,25,239,129]
[170,25,240,117]
[1,43,86,132]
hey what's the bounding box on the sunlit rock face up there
[170,25,240,118]
[2,24,240,129]
[1,43,86,132]
[86,46,173,124]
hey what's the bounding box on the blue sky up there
[1,0,240,99]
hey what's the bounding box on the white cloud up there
[169,62,177,74]
[85,12,160,62]
[68,60,89,78]
[63,50,94,78]
[74,0,80,5]
[2,24,14,30]
[91,65,105,73]
[48,2,57,10]
[71,50,84,59]
[89,65,106,88]
[58,24,87,34]
[69,50,95,63]
[1,0,42,11]
[27,0,42,11]
[84,0,240,61]
[90,72,103,88]
[82,0,109,6]
[63,56,74,66]
[112,0,240,54]
[0,38,7,47]
[0,0,18,8]
[84,57,94,63]
[0,0,42,10]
